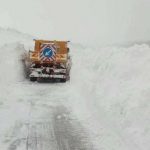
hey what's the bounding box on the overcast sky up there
[0,0,149,45]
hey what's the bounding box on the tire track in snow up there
[7,105,94,150]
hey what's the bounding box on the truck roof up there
[29,40,70,63]
[34,40,69,54]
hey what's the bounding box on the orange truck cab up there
[29,40,71,82]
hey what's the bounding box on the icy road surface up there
[0,29,150,150]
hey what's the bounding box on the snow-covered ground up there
[0,28,150,150]
[71,43,150,150]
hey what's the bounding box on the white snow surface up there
[0,28,150,150]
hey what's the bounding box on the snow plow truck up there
[28,40,71,82]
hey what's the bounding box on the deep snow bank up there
[0,28,34,149]
[0,27,33,48]
[70,43,150,149]
[0,28,33,84]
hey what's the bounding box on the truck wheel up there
[30,77,37,82]
[61,78,67,83]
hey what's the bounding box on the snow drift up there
[70,43,150,149]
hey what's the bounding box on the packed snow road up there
[7,94,92,150]
[1,81,94,150]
